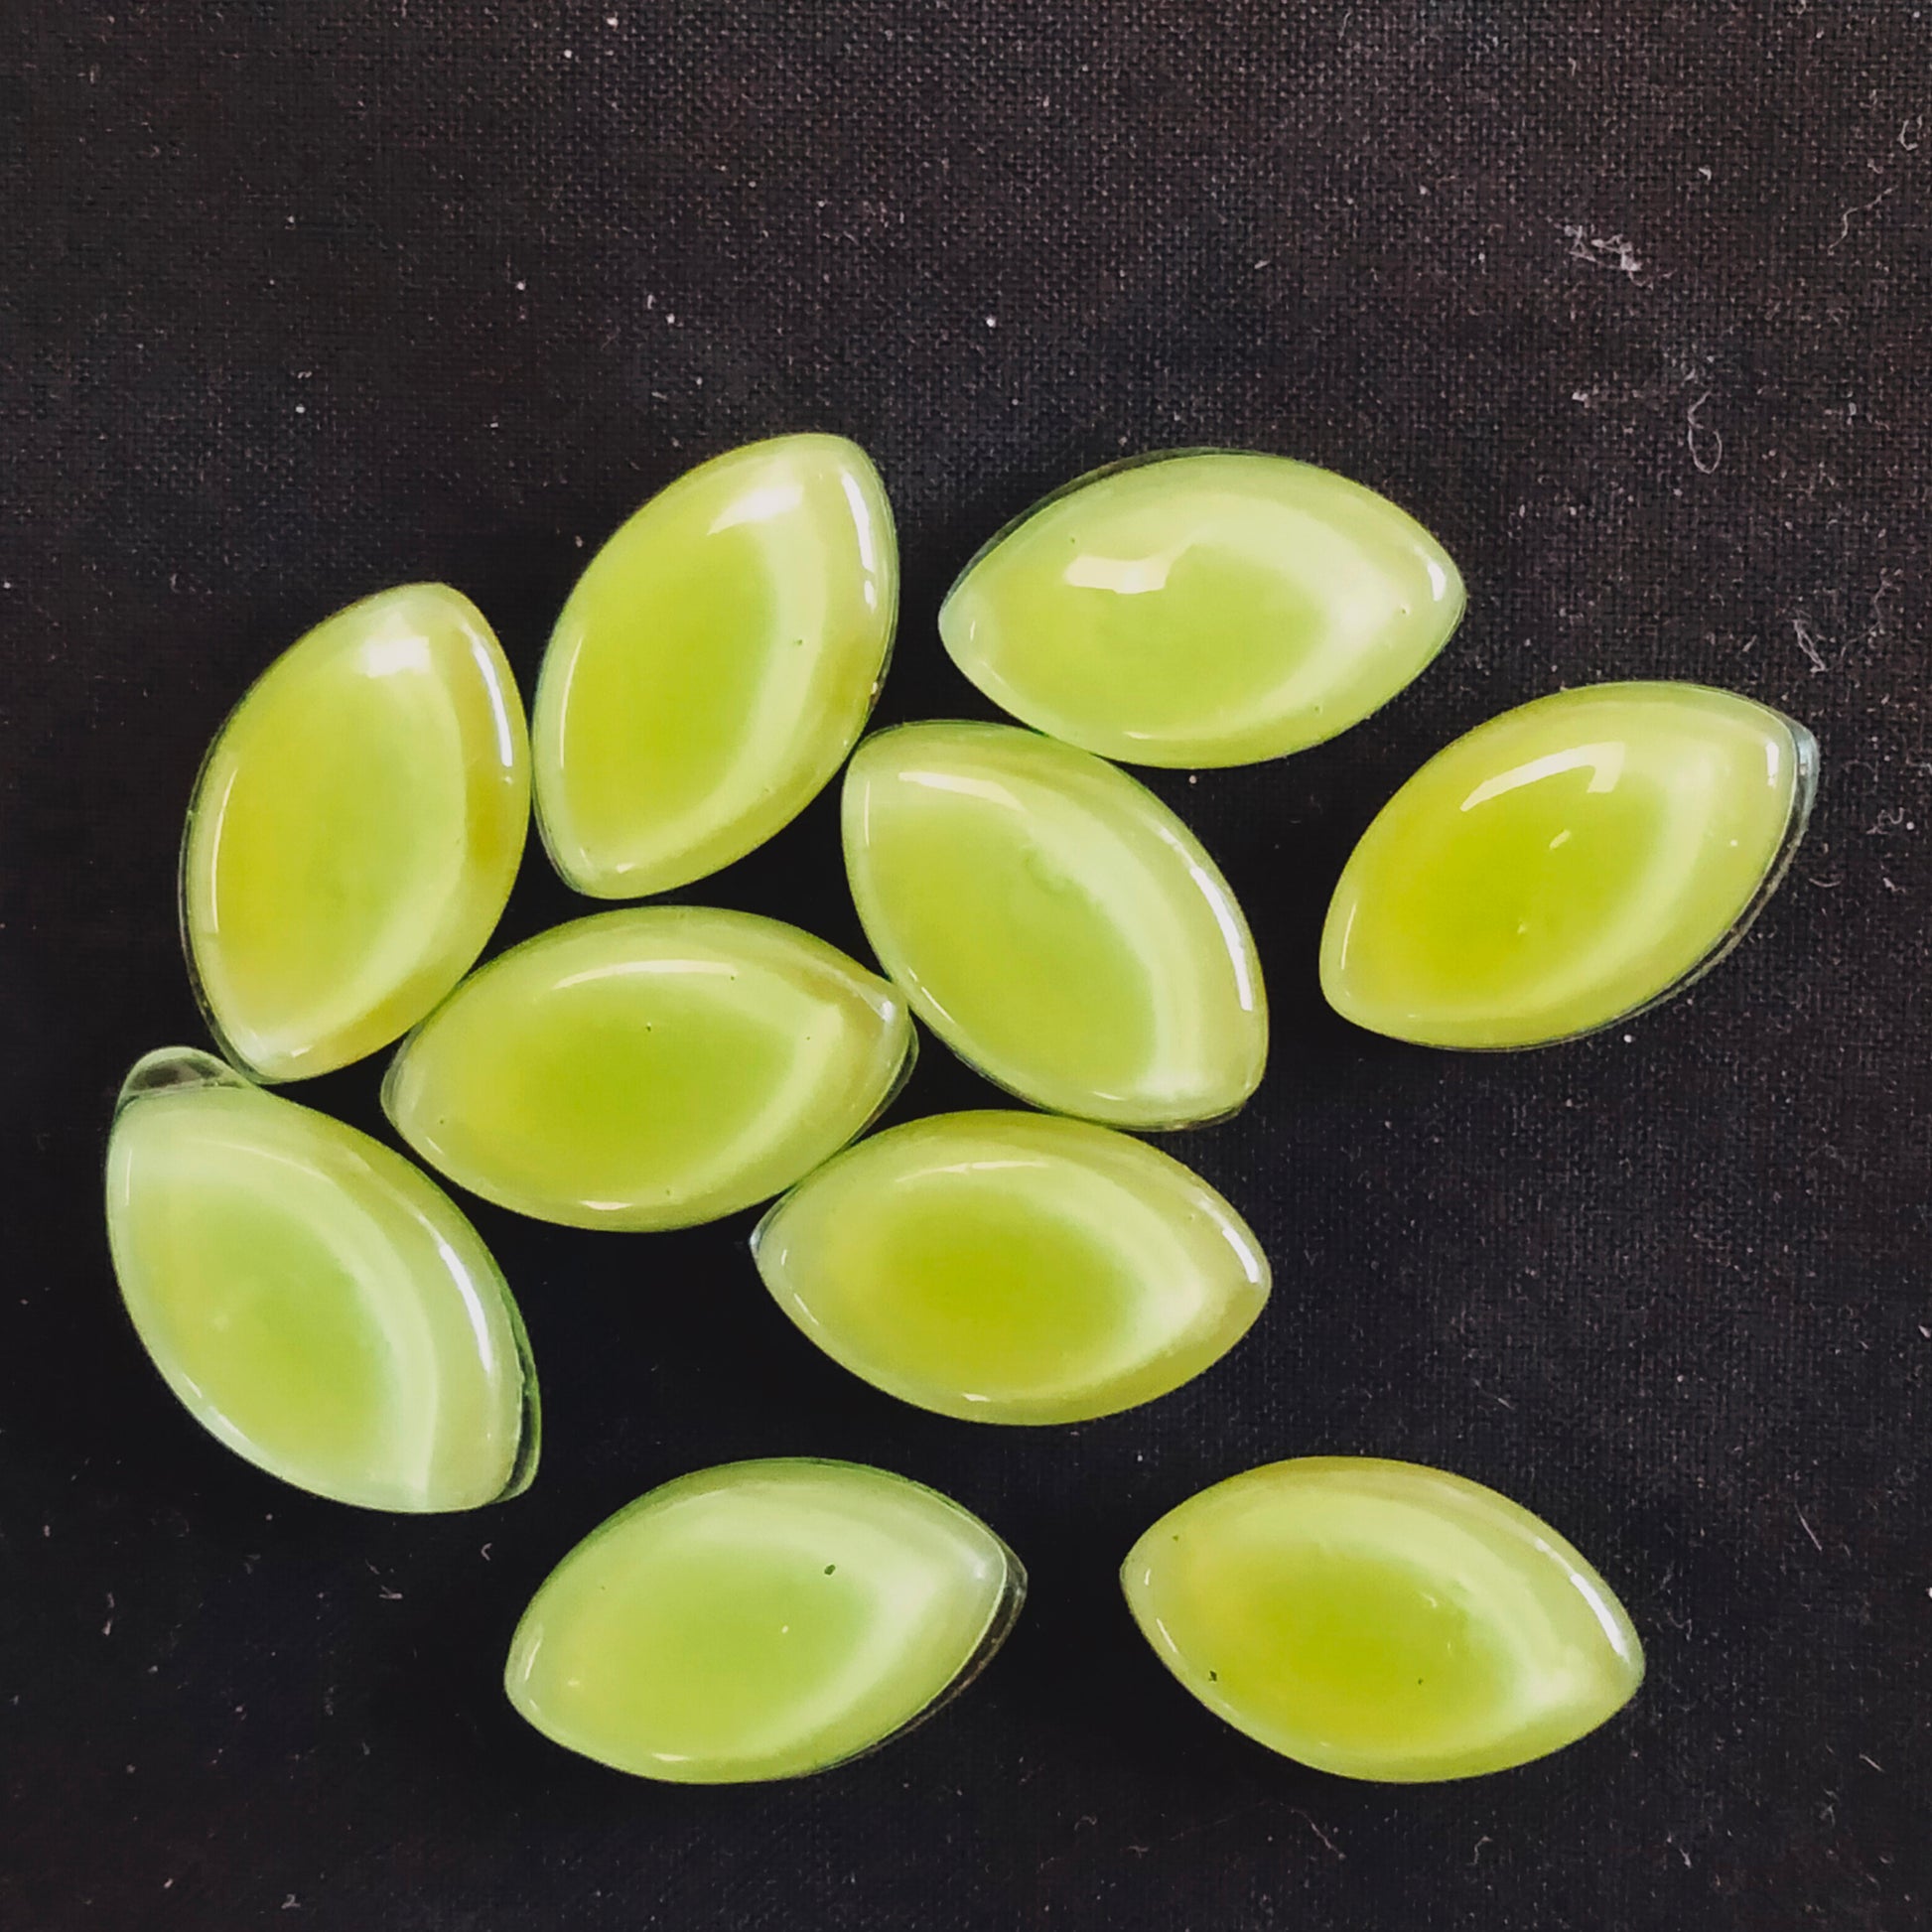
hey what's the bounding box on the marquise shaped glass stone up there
[843,723,1266,1128]
[181,584,530,1081]
[753,1111,1270,1424]
[532,434,897,898]
[939,450,1464,767]
[1321,681,1817,1049]
[104,1048,537,1512]
[1122,1457,1643,1782]
[505,1458,1024,1782]
[382,907,914,1230]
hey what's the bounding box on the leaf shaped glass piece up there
[1122,1457,1642,1782]
[103,1048,536,1512]
[531,434,897,898]
[505,1458,1023,1782]
[1321,681,1817,1049]
[383,907,914,1230]
[842,723,1266,1128]
[181,584,529,1082]
[939,450,1463,768]
[753,1111,1269,1423]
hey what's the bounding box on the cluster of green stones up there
[105,435,1813,1786]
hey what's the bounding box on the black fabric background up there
[2,4,1927,1927]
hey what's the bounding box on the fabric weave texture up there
[1,4,1925,1928]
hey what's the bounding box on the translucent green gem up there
[1322,681,1816,1049]
[1122,1457,1642,1782]
[939,450,1463,768]
[180,584,529,1082]
[753,1111,1269,1424]
[532,435,897,898]
[843,722,1266,1128]
[383,907,914,1230]
[505,1459,1023,1782]
[104,1048,536,1512]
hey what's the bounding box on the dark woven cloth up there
[2,4,1925,1927]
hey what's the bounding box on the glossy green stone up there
[181,584,529,1082]
[1123,1457,1643,1782]
[532,435,897,898]
[383,907,913,1230]
[505,1459,1023,1782]
[753,1111,1269,1424]
[939,450,1463,767]
[1321,681,1816,1048]
[104,1048,536,1512]
[843,723,1266,1127]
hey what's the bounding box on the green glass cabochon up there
[383,906,916,1230]
[753,1110,1270,1424]
[842,721,1266,1128]
[504,1458,1025,1781]
[1122,1456,1643,1782]
[180,584,529,1082]
[531,434,897,898]
[940,448,1463,767]
[105,1047,537,1512]
[1321,681,1816,1049]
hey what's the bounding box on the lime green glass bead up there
[1122,1457,1642,1782]
[181,584,529,1081]
[939,450,1463,767]
[753,1111,1269,1424]
[383,907,913,1230]
[504,1459,1023,1782]
[532,434,897,898]
[104,1048,536,1512]
[843,722,1266,1128]
[1322,681,1816,1049]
